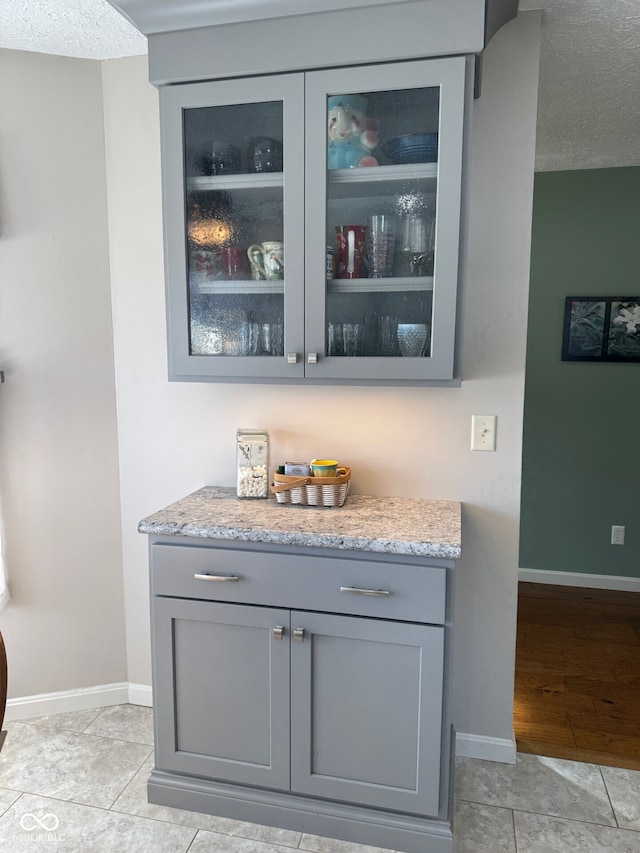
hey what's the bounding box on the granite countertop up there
[138,486,461,559]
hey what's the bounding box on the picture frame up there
[561,297,640,362]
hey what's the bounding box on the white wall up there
[102,11,540,752]
[0,49,126,699]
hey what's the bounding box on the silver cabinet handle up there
[194,573,240,582]
[273,625,284,641]
[340,586,391,596]
[287,352,298,364]
[293,627,305,643]
[307,352,318,364]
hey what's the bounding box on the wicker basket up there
[271,466,351,507]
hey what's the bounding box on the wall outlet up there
[471,415,497,451]
[611,525,625,546]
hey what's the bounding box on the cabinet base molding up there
[148,769,454,853]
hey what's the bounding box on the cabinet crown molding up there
[107,0,517,46]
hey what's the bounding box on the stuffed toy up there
[327,95,379,169]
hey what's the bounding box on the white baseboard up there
[519,568,640,592]
[4,682,152,722]
[455,731,517,764]
[128,683,153,707]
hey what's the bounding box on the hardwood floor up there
[515,581,640,770]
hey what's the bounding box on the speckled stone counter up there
[138,486,461,559]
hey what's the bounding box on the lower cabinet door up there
[290,611,444,816]
[153,597,291,790]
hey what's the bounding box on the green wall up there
[520,167,640,578]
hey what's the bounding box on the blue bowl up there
[383,133,438,165]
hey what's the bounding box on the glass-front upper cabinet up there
[160,57,467,382]
[305,58,467,381]
[161,74,305,380]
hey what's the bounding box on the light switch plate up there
[471,415,497,451]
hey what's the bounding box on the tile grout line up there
[106,744,155,810]
[231,828,302,848]
[185,829,200,852]
[509,804,640,833]
[455,796,638,832]
[0,790,24,820]
[79,707,105,733]
[598,763,620,829]
[9,716,155,748]
[511,807,519,853]
[0,781,29,797]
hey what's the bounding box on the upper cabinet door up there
[304,57,467,381]
[161,74,306,380]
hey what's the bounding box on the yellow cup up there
[311,459,338,477]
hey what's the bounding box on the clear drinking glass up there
[239,322,261,355]
[260,323,284,356]
[366,215,396,278]
[397,323,429,357]
[378,315,400,356]
[327,322,344,356]
[400,214,435,277]
[343,323,365,356]
[268,323,284,356]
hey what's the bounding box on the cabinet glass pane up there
[184,102,285,357]
[325,86,439,359]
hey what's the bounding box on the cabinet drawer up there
[151,543,446,625]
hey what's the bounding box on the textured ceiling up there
[1,0,639,171]
[520,0,640,171]
[0,0,146,60]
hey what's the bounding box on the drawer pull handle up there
[194,573,240,582]
[273,625,285,641]
[293,627,305,643]
[340,586,391,597]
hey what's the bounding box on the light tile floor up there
[1,705,639,852]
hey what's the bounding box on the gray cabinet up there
[147,538,455,853]
[152,595,444,816]
[161,56,469,383]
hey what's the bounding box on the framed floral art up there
[561,297,640,362]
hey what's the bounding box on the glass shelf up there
[193,279,285,295]
[327,163,437,184]
[188,173,284,191]
[327,167,437,204]
[327,276,434,294]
